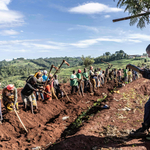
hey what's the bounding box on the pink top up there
[117,70,121,76]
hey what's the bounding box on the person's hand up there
[11,104,15,110]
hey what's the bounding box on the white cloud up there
[128,33,150,41]
[32,43,60,49]
[68,25,99,33]
[0,29,19,36]
[5,49,29,52]
[69,3,123,14]
[0,1,24,28]
[70,38,123,48]
[0,0,10,11]
[104,15,110,18]
[5,58,12,61]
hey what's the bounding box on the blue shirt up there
[42,75,48,82]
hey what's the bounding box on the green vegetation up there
[116,0,150,28]
[71,95,107,129]
[0,53,148,88]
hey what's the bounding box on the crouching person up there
[21,76,41,112]
[2,84,18,112]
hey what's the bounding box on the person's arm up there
[27,83,39,91]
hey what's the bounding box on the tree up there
[116,0,150,28]
[81,55,95,67]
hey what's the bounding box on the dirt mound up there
[0,78,150,149]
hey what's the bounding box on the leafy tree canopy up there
[116,0,150,28]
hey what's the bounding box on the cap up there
[7,84,14,91]
[78,69,81,73]
[43,70,47,75]
[37,72,42,77]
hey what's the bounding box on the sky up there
[0,0,150,61]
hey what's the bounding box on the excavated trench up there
[0,79,149,150]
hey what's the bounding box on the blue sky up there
[0,0,149,61]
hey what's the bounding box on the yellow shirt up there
[128,71,132,76]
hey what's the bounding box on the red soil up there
[0,78,150,150]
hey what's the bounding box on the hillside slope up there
[0,78,150,149]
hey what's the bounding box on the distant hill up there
[0,57,82,88]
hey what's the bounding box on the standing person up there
[123,67,128,84]
[53,75,64,98]
[117,69,122,82]
[101,71,105,85]
[2,84,18,112]
[109,69,114,81]
[21,76,41,111]
[82,68,93,93]
[34,72,44,101]
[76,69,83,95]
[94,69,98,87]
[128,68,132,83]
[97,68,101,87]
[134,70,138,80]
[89,66,96,91]
[70,70,78,94]
[130,44,150,138]
[49,74,58,99]
[114,68,117,79]
[42,70,48,82]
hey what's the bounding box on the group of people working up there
[1,70,63,112]
[70,65,139,95]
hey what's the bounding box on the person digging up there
[2,84,19,112]
[129,44,150,139]
[70,70,78,94]
[53,75,64,98]
[82,68,93,93]
[89,66,96,91]
[76,69,84,95]
[21,76,43,112]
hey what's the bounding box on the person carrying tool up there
[123,67,128,84]
[42,70,48,82]
[70,70,78,94]
[82,68,93,93]
[105,67,110,82]
[89,66,96,91]
[43,80,52,101]
[21,76,42,111]
[129,44,150,139]
[34,71,44,101]
[2,84,18,112]
[127,68,132,83]
[76,69,83,95]
[109,69,114,81]
[117,69,122,82]
[53,75,64,98]
[49,74,58,99]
